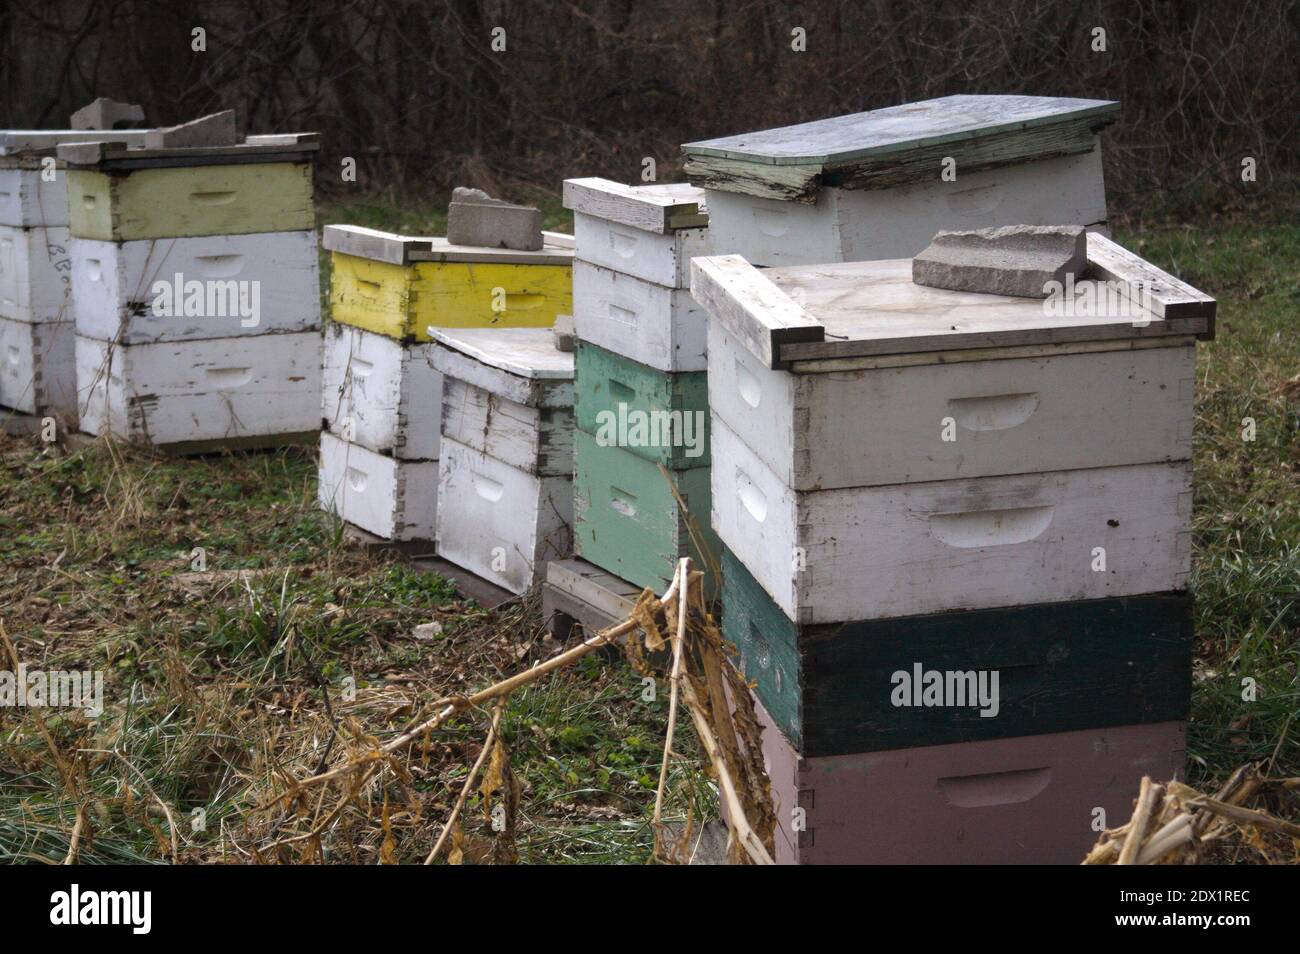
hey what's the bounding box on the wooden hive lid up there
[0,129,152,162]
[427,327,575,409]
[681,94,1120,201]
[54,132,319,169]
[563,177,708,233]
[323,224,574,267]
[690,232,1215,370]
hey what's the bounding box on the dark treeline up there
[1,0,1295,215]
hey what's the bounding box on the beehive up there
[430,327,575,593]
[62,133,322,450]
[681,94,1118,267]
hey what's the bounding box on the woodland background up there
[0,0,1295,217]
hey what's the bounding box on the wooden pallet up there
[540,557,645,640]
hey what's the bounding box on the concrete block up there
[552,314,575,352]
[143,110,239,150]
[911,224,1087,298]
[70,97,145,130]
[447,186,543,251]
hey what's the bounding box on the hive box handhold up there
[447,186,543,251]
[144,110,239,149]
[911,224,1087,299]
[70,97,146,131]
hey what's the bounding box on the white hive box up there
[321,322,440,460]
[571,261,707,373]
[76,331,321,449]
[0,224,73,324]
[0,318,75,416]
[317,431,438,542]
[564,178,710,288]
[0,130,152,228]
[430,327,575,593]
[691,234,1215,625]
[70,230,320,343]
[682,95,1117,266]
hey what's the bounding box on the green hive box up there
[573,428,720,597]
[574,341,709,470]
[721,547,1193,758]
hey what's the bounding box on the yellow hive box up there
[324,224,574,341]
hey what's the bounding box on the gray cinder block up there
[70,97,145,130]
[552,314,575,352]
[143,110,239,149]
[912,225,1088,299]
[447,186,543,251]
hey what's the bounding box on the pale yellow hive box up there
[56,133,318,241]
[324,224,574,341]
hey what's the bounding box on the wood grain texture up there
[427,342,572,410]
[76,331,321,446]
[428,327,573,380]
[435,435,573,594]
[562,178,706,234]
[724,546,1192,757]
[700,146,1107,267]
[441,376,574,476]
[329,253,572,341]
[71,230,319,343]
[0,224,73,323]
[574,341,709,470]
[572,428,720,596]
[321,322,440,460]
[688,254,822,369]
[0,315,75,417]
[708,319,1195,490]
[712,416,1193,625]
[317,431,438,541]
[754,695,1186,865]
[66,163,314,241]
[572,260,708,372]
[1087,232,1217,334]
[760,254,1211,364]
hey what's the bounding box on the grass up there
[1,195,1296,864]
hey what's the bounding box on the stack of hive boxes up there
[318,225,573,543]
[681,94,1119,267]
[690,234,1216,863]
[562,178,718,595]
[0,129,147,424]
[430,327,575,593]
[62,132,322,450]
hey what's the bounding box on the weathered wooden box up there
[429,327,575,592]
[0,163,68,229]
[429,326,574,475]
[66,162,314,241]
[324,225,573,342]
[574,341,709,470]
[318,431,438,542]
[563,178,710,288]
[573,428,720,595]
[76,331,321,449]
[0,224,73,324]
[572,261,707,372]
[713,414,1192,625]
[0,316,75,416]
[436,436,574,594]
[752,695,1186,865]
[71,230,320,343]
[722,546,1192,757]
[682,94,1117,266]
[321,323,440,460]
